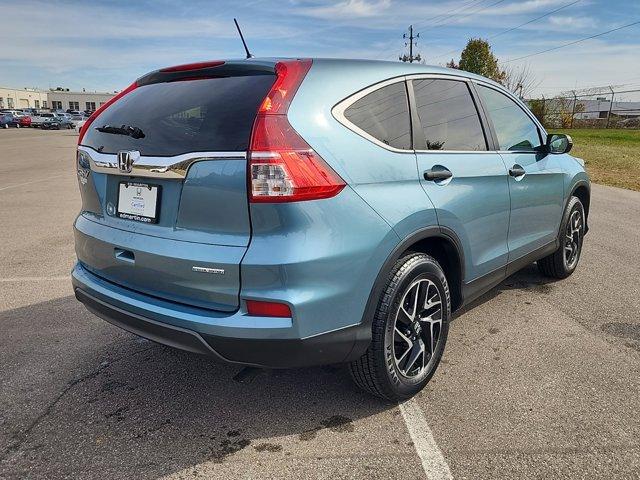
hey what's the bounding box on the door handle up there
[509,165,526,177]
[424,168,453,181]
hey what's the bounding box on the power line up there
[421,0,508,34]
[488,0,581,40]
[433,0,582,61]
[503,20,640,63]
[375,0,485,60]
[412,0,487,30]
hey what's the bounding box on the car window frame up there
[332,72,550,156]
[332,75,415,154]
[472,80,547,154]
[407,75,492,153]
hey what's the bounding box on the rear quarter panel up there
[288,60,439,245]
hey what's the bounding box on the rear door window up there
[343,82,412,150]
[477,85,541,151]
[412,79,487,151]
[82,75,275,156]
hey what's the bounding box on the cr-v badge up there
[192,266,225,275]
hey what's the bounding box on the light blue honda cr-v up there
[72,58,590,400]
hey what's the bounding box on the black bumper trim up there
[75,288,366,368]
[75,288,225,359]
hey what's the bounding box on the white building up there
[0,86,115,111]
[0,86,48,109]
[47,89,116,112]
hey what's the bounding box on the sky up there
[2,0,640,98]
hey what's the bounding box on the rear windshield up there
[82,74,275,156]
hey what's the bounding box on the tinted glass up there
[478,85,541,151]
[344,82,411,150]
[82,75,275,156]
[412,79,486,151]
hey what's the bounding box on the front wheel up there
[349,253,451,401]
[538,196,585,279]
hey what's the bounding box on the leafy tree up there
[454,38,505,83]
[527,98,546,125]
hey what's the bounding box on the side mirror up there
[546,133,573,154]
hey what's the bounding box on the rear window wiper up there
[95,124,145,139]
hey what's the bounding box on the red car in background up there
[19,116,32,127]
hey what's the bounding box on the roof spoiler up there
[136,61,275,87]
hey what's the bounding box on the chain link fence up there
[526,86,640,129]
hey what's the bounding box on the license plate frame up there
[116,182,161,224]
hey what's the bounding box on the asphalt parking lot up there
[1,128,639,479]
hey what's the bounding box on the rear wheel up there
[538,196,585,279]
[349,253,450,401]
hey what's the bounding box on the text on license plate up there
[117,182,160,223]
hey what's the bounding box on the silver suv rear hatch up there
[75,63,275,311]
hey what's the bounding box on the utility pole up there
[399,25,421,63]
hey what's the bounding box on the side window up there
[412,79,486,151]
[344,82,411,150]
[477,85,541,151]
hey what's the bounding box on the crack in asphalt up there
[0,344,157,463]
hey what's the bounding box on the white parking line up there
[0,174,67,192]
[399,398,453,480]
[0,276,69,282]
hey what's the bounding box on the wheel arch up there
[569,180,591,232]
[359,226,465,331]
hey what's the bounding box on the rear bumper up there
[72,263,362,368]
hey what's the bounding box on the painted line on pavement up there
[399,398,453,480]
[0,276,69,282]
[0,174,67,192]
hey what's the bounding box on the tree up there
[457,38,505,83]
[502,64,540,99]
[447,38,539,98]
[527,98,546,125]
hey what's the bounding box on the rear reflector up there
[249,59,345,203]
[78,81,138,144]
[246,300,292,318]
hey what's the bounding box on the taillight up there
[249,59,345,203]
[78,81,138,144]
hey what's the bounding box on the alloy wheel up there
[393,278,443,378]
[564,208,583,269]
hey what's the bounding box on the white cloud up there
[548,15,598,29]
[296,0,392,19]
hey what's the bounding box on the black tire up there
[349,253,451,401]
[538,196,585,279]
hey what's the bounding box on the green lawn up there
[556,128,640,191]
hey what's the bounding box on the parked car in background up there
[67,110,88,117]
[1,113,21,128]
[41,116,74,130]
[30,112,56,127]
[71,114,87,133]
[21,108,39,116]
[1,109,26,118]
[72,58,590,400]
[19,115,32,127]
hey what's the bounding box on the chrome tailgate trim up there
[78,146,246,179]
